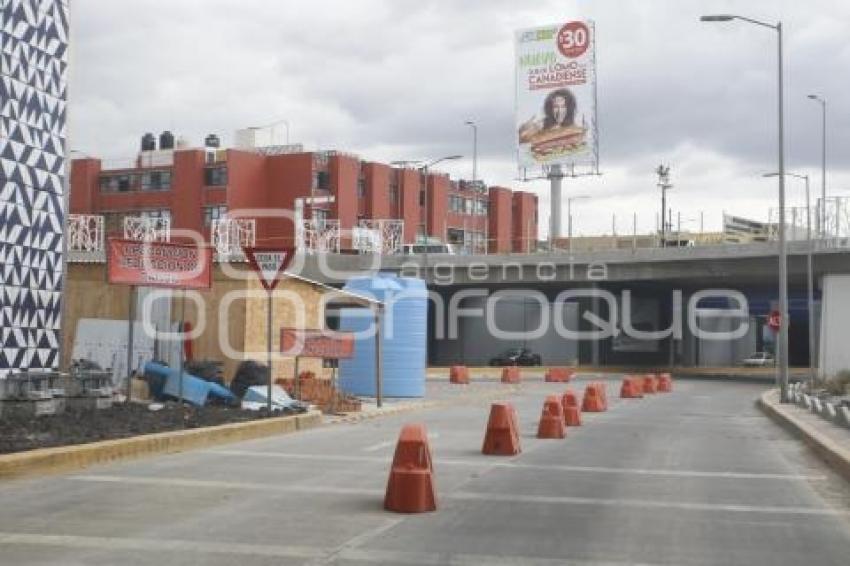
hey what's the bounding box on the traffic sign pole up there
[243,247,295,412]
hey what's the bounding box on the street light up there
[656,164,673,247]
[807,94,827,239]
[702,13,789,402]
[464,121,478,187]
[567,195,590,251]
[248,118,290,145]
[765,172,815,390]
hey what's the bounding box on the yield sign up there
[243,247,295,291]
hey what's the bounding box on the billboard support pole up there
[126,285,136,404]
[549,164,564,244]
[375,304,384,408]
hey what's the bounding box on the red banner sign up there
[280,329,355,359]
[107,239,212,289]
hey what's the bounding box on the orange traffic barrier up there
[545,367,574,383]
[597,382,608,410]
[656,373,673,392]
[537,395,566,439]
[582,383,606,412]
[449,365,469,385]
[563,404,582,427]
[642,374,657,394]
[561,388,579,411]
[384,423,437,513]
[620,376,643,399]
[482,402,522,455]
[501,366,521,384]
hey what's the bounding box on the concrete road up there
[1,376,849,565]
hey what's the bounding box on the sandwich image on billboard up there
[515,21,596,167]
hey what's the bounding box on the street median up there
[0,410,322,481]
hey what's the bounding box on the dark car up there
[489,347,542,367]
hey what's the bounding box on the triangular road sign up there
[243,247,295,291]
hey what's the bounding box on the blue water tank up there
[338,275,427,397]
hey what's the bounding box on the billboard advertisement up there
[515,21,597,168]
[107,239,212,289]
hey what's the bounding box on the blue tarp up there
[144,362,237,407]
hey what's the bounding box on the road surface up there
[1,376,849,565]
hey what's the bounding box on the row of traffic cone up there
[385,375,673,513]
[620,373,673,399]
[449,365,576,385]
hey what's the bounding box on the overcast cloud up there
[69,0,850,237]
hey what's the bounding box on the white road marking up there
[206,449,826,481]
[0,532,666,565]
[0,532,326,559]
[70,475,847,517]
[362,440,394,452]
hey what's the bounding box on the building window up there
[465,198,474,215]
[140,170,171,191]
[390,183,399,205]
[447,228,465,245]
[100,173,136,193]
[204,166,227,186]
[357,174,366,198]
[420,190,425,206]
[203,205,227,226]
[314,170,329,191]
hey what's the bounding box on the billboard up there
[515,21,597,169]
[107,239,212,289]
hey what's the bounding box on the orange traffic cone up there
[597,382,609,410]
[620,376,643,399]
[582,383,606,412]
[545,367,573,382]
[656,373,673,392]
[482,402,522,455]
[537,395,566,438]
[501,366,521,384]
[449,365,469,385]
[563,404,582,426]
[561,388,579,412]
[384,423,437,513]
[642,374,657,394]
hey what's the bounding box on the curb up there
[0,410,322,481]
[757,389,850,483]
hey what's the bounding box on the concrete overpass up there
[292,241,850,373]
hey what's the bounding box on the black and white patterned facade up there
[0,0,68,374]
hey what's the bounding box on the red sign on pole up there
[244,247,295,291]
[767,310,781,333]
[280,329,355,359]
[107,239,212,289]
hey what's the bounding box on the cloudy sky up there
[69,0,850,238]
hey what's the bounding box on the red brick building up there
[70,137,538,254]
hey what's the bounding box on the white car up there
[741,352,775,367]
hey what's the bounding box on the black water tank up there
[141,133,156,151]
[205,134,220,148]
[159,130,175,150]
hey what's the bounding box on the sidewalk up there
[758,389,850,483]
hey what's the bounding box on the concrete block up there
[801,394,812,410]
[824,402,838,422]
[811,398,822,414]
[839,407,850,429]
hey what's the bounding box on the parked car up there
[741,352,775,367]
[489,348,542,367]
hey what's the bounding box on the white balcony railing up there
[123,216,171,242]
[211,217,256,259]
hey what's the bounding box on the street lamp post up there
[464,121,478,186]
[807,95,827,239]
[567,195,590,251]
[656,165,672,247]
[765,172,815,390]
[701,14,789,402]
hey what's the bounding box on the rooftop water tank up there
[141,132,156,151]
[159,130,175,150]
[205,134,220,148]
[338,275,427,397]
